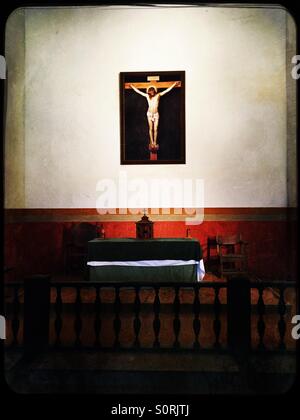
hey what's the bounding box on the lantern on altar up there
[136,211,154,239]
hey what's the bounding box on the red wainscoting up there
[4,209,297,281]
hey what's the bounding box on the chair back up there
[216,234,242,245]
[71,223,97,247]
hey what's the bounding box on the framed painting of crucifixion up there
[120,71,185,164]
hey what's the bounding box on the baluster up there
[11,285,20,347]
[173,286,181,348]
[257,285,265,350]
[94,285,102,347]
[278,286,286,350]
[153,286,161,348]
[133,286,141,348]
[113,286,121,348]
[54,285,63,347]
[74,286,82,347]
[213,286,221,348]
[193,285,201,349]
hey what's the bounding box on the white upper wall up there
[5,6,294,208]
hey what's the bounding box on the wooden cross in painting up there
[124,76,181,160]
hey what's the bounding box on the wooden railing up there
[250,280,296,351]
[4,276,297,356]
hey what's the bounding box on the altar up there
[87,238,205,282]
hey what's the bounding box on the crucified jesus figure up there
[130,81,179,148]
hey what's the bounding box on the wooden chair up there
[63,223,97,276]
[216,234,248,278]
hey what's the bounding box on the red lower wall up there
[4,215,297,281]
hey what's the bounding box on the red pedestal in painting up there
[149,144,159,160]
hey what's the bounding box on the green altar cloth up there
[87,238,202,283]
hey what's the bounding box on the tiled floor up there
[4,349,297,394]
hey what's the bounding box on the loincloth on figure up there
[147,111,159,122]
